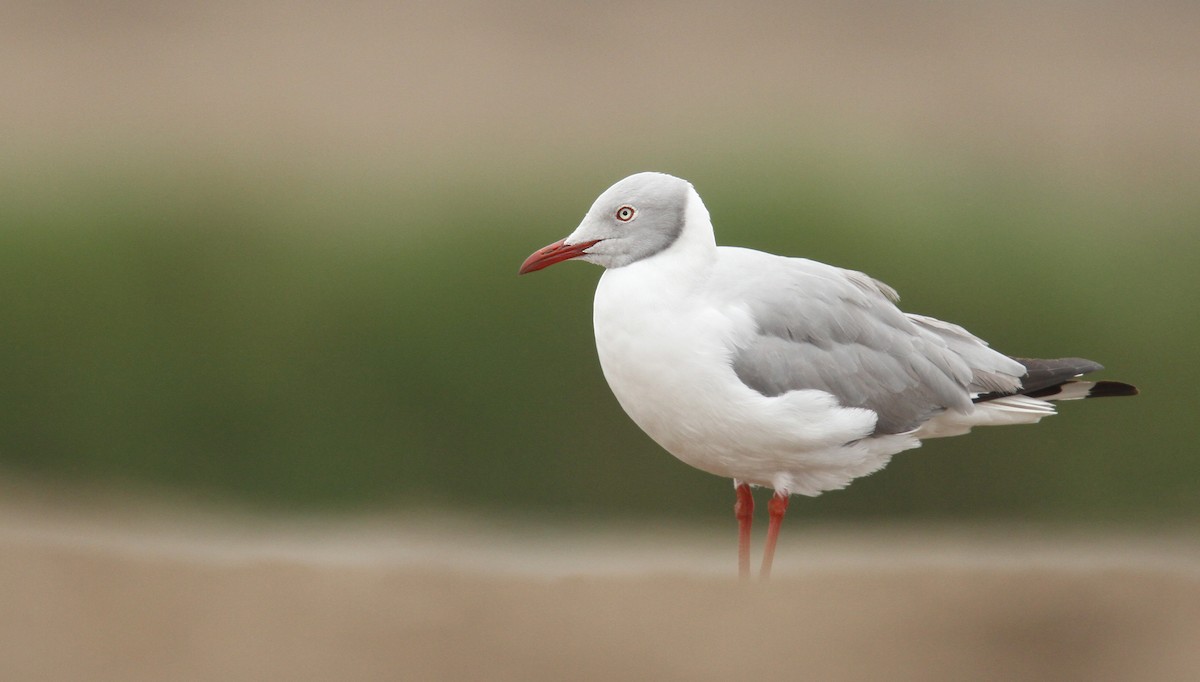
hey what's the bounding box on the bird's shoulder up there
[708,246,902,320]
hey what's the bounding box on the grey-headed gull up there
[519,172,1136,580]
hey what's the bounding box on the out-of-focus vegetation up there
[0,151,1193,524]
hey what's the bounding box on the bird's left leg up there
[734,481,754,581]
[759,490,790,580]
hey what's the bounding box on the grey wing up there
[726,257,1024,434]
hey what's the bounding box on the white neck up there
[641,187,718,282]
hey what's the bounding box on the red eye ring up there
[615,205,637,222]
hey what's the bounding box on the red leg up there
[734,481,754,581]
[759,491,790,581]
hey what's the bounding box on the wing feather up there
[720,251,1024,435]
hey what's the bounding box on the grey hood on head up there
[563,172,692,269]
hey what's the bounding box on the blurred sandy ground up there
[1,482,1198,681]
[3,2,1199,680]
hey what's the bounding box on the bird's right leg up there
[734,481,754,581]
[759,490,790,581]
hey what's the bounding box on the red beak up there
[518,239,601,275]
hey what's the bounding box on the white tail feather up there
[915,396,1055,439]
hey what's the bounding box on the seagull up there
[519,171,1137,580]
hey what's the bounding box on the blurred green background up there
[1,1,1195,524]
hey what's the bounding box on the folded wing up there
[722,251,1025,434]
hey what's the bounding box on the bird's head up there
[519,172,693,274]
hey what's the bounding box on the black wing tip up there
[1021,379,1139,400]
[1007,358,1138,399]
[1086,380,1139,398]
[975,376,1139,403]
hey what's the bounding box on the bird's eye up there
[615,205,637,222]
